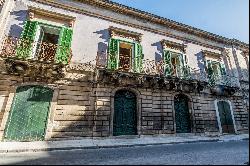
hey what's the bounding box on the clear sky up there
[111,0,249,44]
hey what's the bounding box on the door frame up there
[110,87,141,137]
[0,82,59,141]
[214,99,237,134]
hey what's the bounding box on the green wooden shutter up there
[108,38,119,70]
[16,21,39,59]
[220,63,226,75]
[134,43,143,73]
[55,27,73,64]
[206,60,215,85]
[182,54,191,79]
[183,54,188,66]
[163,50,172,76]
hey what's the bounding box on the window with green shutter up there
[163,50,187,77]
[163,50,172,76]
[107,38,143,73]
[16,20,73,64]
[134,42,143,73]
[205,60,227,85]
[108,38,119,70]
[16,21,39,59]
[55,27,73,64]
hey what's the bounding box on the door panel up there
[217,101,235,134]
[114,90,137,136]
[174,95,191,133]
[4,86,53,141]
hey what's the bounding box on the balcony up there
[0,36,71,80]
[94,52,241,93]
[0,36,241,93]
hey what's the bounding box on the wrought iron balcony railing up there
[96,52,207,81]
[95,52,241,87]
[0,36,241,88]
[206,73,240,87]
[0,36,72,64]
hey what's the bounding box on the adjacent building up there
[0,0,249,141]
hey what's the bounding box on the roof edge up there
[75,0,249,49]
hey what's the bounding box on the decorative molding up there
[2,58,65,81]
[202,50,223,60]
[28,11,35,20]
[109,26,142,42]
[161,39,187,53]
[28,7,76,27]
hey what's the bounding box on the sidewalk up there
[0,134,248,153]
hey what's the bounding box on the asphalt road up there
[0,140,249,165]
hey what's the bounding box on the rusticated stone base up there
[0,68,248,141]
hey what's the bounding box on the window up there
[33,23,61,61]
[163,50,189,78]
[206,60,226,85]
[118,42,134,71]
[16,20,73,64]
[107,26,143,73]
[107,38,143,73]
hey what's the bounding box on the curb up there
[0,139,223,153]
[0,137,248,154]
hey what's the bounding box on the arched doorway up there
[217,101,235,134]
[174,94,192,133]
[113,90,137,136]
[4,85,53,141]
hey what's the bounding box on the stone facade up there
[0,0,248,141]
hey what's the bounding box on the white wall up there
[3,0,247,79]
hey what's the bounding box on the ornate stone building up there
[0,0,248,141]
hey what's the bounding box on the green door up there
[217,101,235,134]
[4,86,53,141]
[174,94,191,133]
[113,90,137,136]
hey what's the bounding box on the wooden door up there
[4,86,53,141]
[174,95,191,133]
[217,101,235,134]
[113,90,137,136]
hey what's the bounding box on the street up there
[0,140,249,165]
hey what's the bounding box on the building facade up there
[0,0,249,141]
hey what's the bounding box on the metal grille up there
[4,85,53,141]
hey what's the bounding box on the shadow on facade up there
[151,42,163,62]
[8,9,27,38]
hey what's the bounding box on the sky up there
[110,0,249,44]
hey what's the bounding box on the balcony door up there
[163,50,187,77]
[206,60,226,85]
[16,20,73,64]
[107,38,143,73]
[33,24,61,61]
[118,42,134,72]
